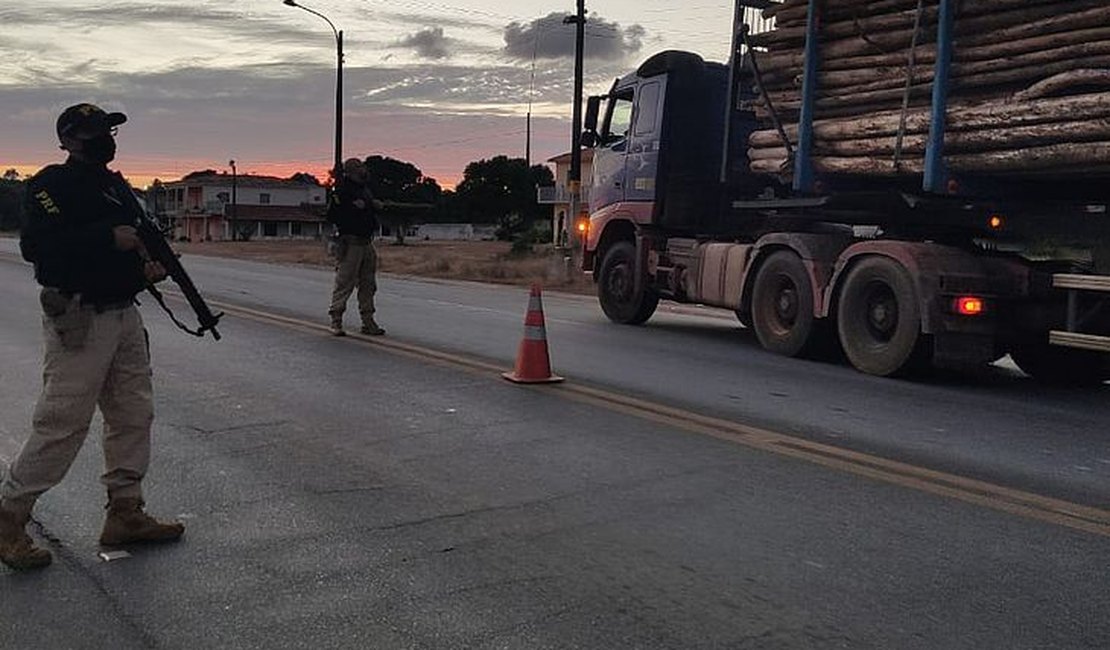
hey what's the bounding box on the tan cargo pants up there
[328,235,377,327]
[0,292,152,516]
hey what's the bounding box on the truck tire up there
[1010,343,1110,386]
[751,251,817,357]
[597,241,659,325]
[837,257,929,377]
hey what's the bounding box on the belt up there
[52,290,134,313]
[85,299,134,313]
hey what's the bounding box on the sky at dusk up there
[1,1,734,188]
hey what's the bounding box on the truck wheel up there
[837,257,929,377]
[597,241,659,325]
[1010,344,1110,386]
[751,251,816,357]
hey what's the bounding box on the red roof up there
[168,173,320,190]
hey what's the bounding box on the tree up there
[453,156,554,238]
[288,172,322,186]
[183,169,220,179]
[362,155,442,244]
[0,174,26,231]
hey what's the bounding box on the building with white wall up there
[537,150,593,247]
[160,173,327,241]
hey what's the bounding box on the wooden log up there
[753,156,927,176]
[769,0,1062,20]
[948,142,1110,172]
[749,2,1078,49]
[750,142,1110,177]
[952,4,1110,50]
[760,1,787,20]
[750,158,793,175]
[813,157,925,176]
[792,119,1110,157]
[807,42,1110,92]
[771,0,1101,27]
[769,0,1077,29]
[763,55,1110,112]
[756,26,1110,78]
[752,3,1110,67]
[751,157,1110,178]
[748,93,1110,147]
[1013,70,1110,102]
[764,143,1110,176]
[748,146,790,161]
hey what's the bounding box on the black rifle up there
[114,172,223,340]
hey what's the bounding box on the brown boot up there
[0,502,52,570]
[99,497,184,546]
[360,319,385,336]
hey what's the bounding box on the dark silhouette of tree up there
[183,169,220,179]
[288,172,322,185]
[453,156,554,237]
[361,155,442,244]
[0,173,26,231]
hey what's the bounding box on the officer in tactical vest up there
[327,157,385,336]
[0,103,185,571]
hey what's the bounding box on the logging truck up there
[579,0,1110,383]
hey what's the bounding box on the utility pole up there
[334,28,344,179]
[229,159,238,242]
[564,0,587,255]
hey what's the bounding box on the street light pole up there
[283,0,344,180]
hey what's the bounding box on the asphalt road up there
[1,240,1108,649]
[85,242,1110,507]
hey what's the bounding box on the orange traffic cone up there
[503,284,564,384]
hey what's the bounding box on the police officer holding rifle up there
[0,103,217,570]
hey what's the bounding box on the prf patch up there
[34,190,61,216]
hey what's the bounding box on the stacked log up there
[747,0,1110,179]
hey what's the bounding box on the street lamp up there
[283,0,343,180]
[229,159,238,241]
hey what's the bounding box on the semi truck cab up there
[579,47,1110,383]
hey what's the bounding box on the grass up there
[175,239,596,294]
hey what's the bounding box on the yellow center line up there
[136,291,1110,538]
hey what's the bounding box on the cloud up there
[387,13,499,33]
[0,3,243,27]
[503,13,646,62]
[0,1,654,184]
[396,27,452,60]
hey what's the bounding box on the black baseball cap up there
[56,103,127,139]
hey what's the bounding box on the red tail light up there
[955,296,984,316]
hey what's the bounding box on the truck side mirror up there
[585,96,602,132]
[581,130,598,149]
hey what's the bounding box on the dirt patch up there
[176,239,596,294]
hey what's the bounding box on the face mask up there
[81,133,117,164]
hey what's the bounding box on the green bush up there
[531,221,554,245]
[509,230,535,256]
